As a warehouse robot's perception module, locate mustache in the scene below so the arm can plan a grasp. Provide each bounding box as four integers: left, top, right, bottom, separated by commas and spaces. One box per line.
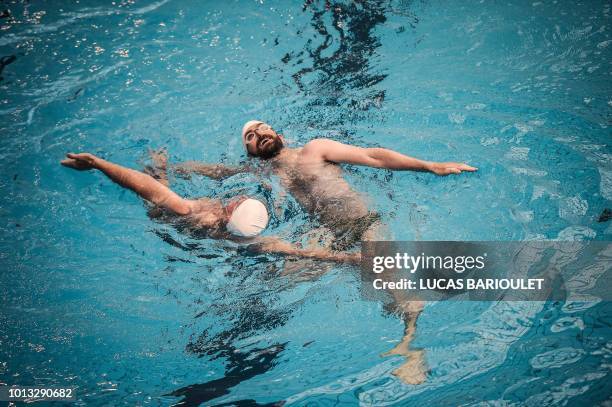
256, 134, 275, 148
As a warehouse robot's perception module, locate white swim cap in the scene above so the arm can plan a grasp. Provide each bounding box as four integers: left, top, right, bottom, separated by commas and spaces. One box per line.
242, 120, 264, 138
226, 198, 269, 237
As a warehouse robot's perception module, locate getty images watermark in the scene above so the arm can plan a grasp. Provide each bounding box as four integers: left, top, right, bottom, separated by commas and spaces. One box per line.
360, 241, 611, 301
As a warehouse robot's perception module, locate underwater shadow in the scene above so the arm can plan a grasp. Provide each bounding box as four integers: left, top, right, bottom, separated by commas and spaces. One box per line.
167, 342, 287, 407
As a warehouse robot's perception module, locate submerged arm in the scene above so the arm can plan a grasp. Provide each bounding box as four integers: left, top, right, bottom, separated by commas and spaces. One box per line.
246, 237, 360, 264
303, 139, 478, 176
173, 161, 250, 180
61, 153, 193, 215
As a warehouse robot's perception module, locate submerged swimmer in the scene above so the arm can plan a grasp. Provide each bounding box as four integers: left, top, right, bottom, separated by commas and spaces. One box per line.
173, 120, 478, 384
60, 151, 357, 263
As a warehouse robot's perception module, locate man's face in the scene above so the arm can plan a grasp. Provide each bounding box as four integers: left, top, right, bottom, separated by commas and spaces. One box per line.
242, 122, 283, 159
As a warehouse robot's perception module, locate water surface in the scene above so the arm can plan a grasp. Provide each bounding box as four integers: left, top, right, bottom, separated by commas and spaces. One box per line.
0, 0, 610, 405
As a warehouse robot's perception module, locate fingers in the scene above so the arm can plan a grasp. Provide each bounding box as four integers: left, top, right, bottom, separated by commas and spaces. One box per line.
61, 153, 96, 170
458, 163, 478, 171
66, 152, 94, 159
348, 253, 362, 264
66, 152, 89, 161
440, 162, 478, 175
437, 165, 460, 175
60, 158, 78, 168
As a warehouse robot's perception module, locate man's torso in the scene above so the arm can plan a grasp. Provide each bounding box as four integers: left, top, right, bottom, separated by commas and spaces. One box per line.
272, 147, 371, 230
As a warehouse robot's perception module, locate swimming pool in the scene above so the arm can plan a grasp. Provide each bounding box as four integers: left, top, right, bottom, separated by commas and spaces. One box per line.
0, 0, 610, 405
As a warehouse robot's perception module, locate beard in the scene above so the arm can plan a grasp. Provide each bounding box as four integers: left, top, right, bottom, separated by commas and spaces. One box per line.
256, 135, 283, 159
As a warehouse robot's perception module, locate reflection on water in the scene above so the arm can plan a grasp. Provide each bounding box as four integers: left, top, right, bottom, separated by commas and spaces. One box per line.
287, 1, 389, 117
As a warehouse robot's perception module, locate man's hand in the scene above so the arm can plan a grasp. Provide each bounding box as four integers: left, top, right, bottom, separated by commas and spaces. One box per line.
172, 162, 196, 179
60, 153, 98, 171
340, 251, 362, 265
427, 162, 477, 176
148, 148, 168, 169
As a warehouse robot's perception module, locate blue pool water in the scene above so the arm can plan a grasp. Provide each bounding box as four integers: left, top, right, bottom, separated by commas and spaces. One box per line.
0, 0, 610, 405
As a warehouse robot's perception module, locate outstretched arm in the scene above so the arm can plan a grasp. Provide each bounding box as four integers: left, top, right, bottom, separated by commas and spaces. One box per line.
246, 237, 360, 264
302, 139, 477, 176
173, 161, 250, 180
61, 153, 193, 215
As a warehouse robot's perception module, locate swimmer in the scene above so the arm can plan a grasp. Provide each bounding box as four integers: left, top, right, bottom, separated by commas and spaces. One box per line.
60, 152, 358, 264
173, 121, 478, 384
175, 121, 477, 249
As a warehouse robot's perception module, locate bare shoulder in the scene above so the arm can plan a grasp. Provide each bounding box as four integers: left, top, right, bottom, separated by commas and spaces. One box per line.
302, 138, 340, 156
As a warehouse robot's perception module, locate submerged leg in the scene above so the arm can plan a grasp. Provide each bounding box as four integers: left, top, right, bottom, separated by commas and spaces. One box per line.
363, 221, 428, 384
382, 300, 427, 385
